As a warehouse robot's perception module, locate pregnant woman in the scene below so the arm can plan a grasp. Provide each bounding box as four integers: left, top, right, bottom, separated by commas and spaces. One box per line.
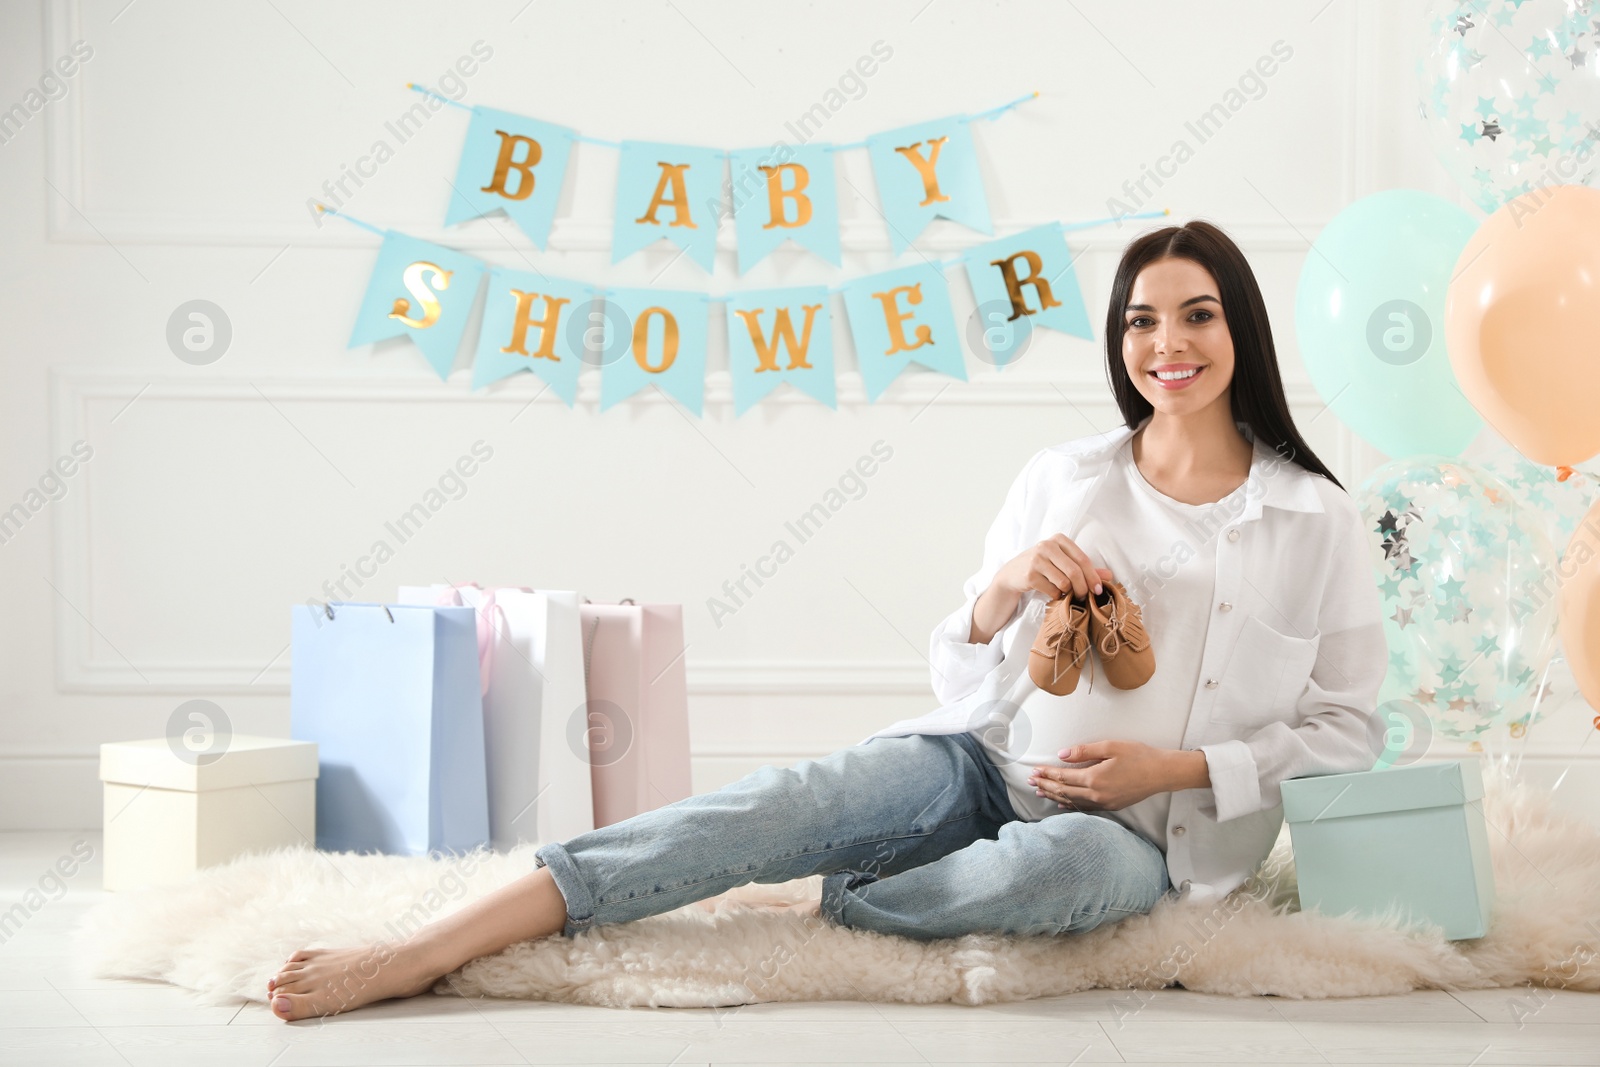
266, 219, 1387, 1022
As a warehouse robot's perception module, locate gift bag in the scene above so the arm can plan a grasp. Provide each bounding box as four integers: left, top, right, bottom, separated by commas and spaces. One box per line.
397, 583, 594, 849
579, 599, 693, 828
289, 602, 489, 856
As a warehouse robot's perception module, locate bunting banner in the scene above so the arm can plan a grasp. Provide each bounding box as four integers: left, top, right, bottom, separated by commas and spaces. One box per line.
612, 142, 726, 272
347, 230, 486, 380
327, 208, 1160, 415
839, 262, 966, 403
729, 144, 841, 273
724, 286, 836, 415
961, 223, 1094, 368
443, 107, 575, 249
472, 269, 594, 402
866, 116, 993, 254
412, 84, 1037, 274
323, 85, 1170, 418
598, 288, 711, 415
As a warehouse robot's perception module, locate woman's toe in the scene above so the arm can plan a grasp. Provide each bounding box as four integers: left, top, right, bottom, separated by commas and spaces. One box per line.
273, 973, 312, 996
272, 991, 326, 1021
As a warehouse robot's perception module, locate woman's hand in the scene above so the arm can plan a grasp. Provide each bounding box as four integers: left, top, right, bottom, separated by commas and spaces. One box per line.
993, 533, 1113, 603
968, 534, 1113, 645
1027, 741, 1207, 811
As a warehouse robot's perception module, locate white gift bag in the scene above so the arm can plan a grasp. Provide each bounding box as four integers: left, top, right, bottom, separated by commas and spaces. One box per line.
397, 583, 594, 849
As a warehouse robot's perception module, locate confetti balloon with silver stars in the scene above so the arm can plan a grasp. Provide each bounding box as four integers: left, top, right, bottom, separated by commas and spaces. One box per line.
1358, 455, 1560, 741
1417, 0, 1600, 214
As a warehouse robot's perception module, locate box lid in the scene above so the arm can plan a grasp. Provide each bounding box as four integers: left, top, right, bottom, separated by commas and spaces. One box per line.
1280, 758, 1484, 823
99, 735, 318, 793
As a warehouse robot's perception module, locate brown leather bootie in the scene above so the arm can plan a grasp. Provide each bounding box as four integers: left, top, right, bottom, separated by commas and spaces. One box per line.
1028, 592, 1094, 695
1086, 578, 1154, 688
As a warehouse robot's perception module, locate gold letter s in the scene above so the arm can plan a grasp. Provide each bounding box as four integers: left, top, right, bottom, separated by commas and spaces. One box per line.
389, 261, 452, 329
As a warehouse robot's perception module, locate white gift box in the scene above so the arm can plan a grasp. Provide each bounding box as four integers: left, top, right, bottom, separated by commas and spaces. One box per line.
98, 735, 318, 892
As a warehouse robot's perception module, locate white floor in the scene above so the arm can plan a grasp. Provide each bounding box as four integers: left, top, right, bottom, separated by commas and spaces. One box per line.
3, 832, 1599, 1066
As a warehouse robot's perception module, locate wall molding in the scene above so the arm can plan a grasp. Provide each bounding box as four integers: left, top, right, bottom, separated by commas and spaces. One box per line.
41, 0, 1365, 253
45, 211, 1347, 255
55, 369, 1350, 695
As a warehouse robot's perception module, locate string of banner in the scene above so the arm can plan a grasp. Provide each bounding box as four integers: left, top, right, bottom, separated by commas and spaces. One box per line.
326, 83, 1169, 416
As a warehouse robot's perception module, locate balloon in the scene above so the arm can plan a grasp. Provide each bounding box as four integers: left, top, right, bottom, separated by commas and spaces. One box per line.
1558, 499, 1600, 717
1470, 443, 1600, 725
1473, 444, 1600, 564
1416, 0, 1600, 213
1358, 455, 1560, 741
1445, 184, 1600, 468
1294, 189, 1481, 458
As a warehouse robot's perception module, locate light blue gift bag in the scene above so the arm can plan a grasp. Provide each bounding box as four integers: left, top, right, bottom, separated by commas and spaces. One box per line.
290, 602, 489, 856
1280, 759, 1495, 940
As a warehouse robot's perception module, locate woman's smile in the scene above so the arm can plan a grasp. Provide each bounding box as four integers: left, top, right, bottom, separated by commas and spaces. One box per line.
1148, 363, 1207, 390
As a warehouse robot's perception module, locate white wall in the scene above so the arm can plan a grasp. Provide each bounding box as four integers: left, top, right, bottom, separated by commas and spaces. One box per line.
2, 0, 1595, 829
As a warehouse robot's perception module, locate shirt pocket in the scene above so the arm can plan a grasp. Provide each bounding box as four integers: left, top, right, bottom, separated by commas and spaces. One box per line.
1211, 614, 1321, 730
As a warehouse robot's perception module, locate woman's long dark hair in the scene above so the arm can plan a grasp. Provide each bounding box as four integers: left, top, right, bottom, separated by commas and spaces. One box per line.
1103, 219, 1345, 493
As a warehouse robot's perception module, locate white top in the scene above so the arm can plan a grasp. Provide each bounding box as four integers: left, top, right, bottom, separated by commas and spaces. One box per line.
858, 416, 1389, 907
976, 439, 1243, 852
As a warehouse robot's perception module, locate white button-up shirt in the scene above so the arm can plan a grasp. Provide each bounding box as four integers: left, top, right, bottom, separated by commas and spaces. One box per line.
858, 415, 1388, 905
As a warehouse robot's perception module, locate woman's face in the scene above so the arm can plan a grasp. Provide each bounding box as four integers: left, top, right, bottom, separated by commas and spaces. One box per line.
1121, 257, 1235, 415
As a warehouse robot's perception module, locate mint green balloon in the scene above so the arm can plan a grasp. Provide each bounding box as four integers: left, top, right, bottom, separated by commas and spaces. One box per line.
1294, 189, 1482, 458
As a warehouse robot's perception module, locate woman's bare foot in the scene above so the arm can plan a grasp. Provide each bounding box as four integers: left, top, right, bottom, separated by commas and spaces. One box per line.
261, 865, 573, 1022
266, 943, 439, 1021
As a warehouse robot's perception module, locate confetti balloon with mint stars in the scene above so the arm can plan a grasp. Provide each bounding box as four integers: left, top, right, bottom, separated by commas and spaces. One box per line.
1358, 455, 1560, 741
1474, 444, 1600, 561
1416, 0, 1600, 214
1472, 444, 1600, 727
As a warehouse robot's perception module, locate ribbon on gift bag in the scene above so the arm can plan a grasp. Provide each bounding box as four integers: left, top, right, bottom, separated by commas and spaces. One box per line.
431, 581, 504, 696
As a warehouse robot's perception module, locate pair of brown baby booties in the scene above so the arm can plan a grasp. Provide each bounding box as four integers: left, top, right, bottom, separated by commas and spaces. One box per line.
1027, 578, 1155, 695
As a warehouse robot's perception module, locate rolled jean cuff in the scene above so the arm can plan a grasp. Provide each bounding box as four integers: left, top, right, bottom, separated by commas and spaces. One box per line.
818, 868, 880, 928
533, 842, 595, 939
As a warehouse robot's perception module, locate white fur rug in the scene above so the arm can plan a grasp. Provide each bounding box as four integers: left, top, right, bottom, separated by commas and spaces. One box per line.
77, 775, 1600, 1007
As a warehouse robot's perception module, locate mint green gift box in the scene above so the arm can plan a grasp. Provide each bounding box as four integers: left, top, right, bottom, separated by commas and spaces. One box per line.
1280, 759, 1494, 941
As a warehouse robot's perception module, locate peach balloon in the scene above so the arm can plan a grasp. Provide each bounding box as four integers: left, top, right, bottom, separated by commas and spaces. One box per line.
1560, 499, 1600, 717
1445, 184, 1600, 469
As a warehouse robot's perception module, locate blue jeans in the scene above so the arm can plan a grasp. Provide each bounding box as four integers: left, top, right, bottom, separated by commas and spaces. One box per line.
532, 731, 1171, 941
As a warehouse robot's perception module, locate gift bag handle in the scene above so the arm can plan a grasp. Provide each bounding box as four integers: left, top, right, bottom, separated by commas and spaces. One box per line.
579, 598, 635, 682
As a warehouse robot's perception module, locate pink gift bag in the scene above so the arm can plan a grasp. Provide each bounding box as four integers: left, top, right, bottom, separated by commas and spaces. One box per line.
578, 599, 692, 828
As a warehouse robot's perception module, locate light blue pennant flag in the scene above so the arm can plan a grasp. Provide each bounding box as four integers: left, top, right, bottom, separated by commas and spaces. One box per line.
729, 145, 840, 274
724, 287, 835, 415
348, 231, 485, 380
444, 108, 575, 249
866, 116, 992, 253
962, 224, 1093, 367
472, 269, 594, 403
839, 263, 966, 402
612, 142, 724, 272
598, 288, 710, 414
